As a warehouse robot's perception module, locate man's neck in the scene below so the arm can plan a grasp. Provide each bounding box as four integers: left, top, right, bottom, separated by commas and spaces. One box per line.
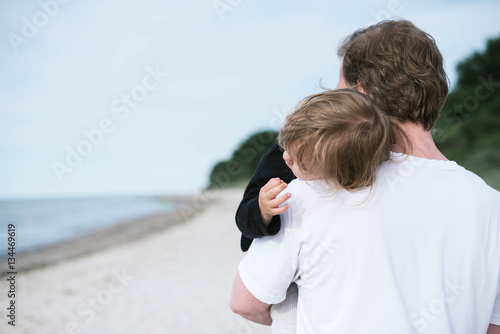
392, 122, 448, 161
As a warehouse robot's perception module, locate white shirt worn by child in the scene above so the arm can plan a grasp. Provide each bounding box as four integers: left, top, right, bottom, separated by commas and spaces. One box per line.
238, 153, 500, 334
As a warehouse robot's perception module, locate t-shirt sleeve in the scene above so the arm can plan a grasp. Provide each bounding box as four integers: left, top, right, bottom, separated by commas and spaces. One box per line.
237, 192, 302, 304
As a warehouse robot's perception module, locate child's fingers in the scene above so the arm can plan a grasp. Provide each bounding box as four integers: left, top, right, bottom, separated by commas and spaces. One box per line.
261, 178, 283, 192
267, 181, 288, 199
270, 192, 291, 208
272, 203, 290, 215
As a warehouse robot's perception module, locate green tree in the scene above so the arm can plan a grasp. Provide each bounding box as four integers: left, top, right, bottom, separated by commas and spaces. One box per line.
434, 34, 500, 189
456, 36, 500, 89
207, 130, 279, 189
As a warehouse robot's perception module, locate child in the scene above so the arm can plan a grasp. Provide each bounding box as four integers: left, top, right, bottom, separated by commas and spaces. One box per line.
278, 89, 395, 188
236, 88, 399, 332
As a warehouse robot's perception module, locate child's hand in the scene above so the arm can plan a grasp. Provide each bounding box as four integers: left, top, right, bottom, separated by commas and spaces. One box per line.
258, 178, 291, 226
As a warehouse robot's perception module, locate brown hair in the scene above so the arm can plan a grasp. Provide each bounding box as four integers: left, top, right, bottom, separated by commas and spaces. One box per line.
338, 19, 448, 130
278, 89, 399, 191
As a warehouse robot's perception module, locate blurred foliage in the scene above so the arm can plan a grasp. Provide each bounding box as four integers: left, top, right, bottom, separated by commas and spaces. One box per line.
207, 130, 279, 189
434, 34, 500, 189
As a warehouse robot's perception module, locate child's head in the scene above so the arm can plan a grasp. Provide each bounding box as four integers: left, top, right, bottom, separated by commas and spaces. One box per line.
278, 89, 396, 191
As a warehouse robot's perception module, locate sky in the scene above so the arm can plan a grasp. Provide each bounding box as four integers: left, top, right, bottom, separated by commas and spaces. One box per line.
1, 0, 500, 199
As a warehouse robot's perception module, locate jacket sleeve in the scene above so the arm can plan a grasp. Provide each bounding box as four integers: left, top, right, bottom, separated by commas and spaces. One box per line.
235, 143, 295, 252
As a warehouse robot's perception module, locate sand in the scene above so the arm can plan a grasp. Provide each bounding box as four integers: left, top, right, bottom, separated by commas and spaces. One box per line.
0, 189, 271, 334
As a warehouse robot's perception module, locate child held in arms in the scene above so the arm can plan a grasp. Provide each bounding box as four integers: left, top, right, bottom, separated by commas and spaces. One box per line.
233, 89, 403, 332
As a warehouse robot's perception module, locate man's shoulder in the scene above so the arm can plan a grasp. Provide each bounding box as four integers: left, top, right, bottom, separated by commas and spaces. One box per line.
448, 162, 499, 192
287, 178, 328, 195
458, 167, 500, 202
284, 179, 334, 209
386, 154, 499, 195
423, 161, 500, 210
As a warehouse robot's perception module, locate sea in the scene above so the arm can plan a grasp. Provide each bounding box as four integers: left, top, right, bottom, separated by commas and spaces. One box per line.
0, 196, 177, 254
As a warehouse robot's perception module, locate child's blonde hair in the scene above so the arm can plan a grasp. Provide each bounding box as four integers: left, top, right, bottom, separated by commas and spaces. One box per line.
278, 89, 399, 191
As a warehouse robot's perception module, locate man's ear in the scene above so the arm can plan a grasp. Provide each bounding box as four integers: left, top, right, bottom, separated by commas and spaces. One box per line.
356, 81, 367, 95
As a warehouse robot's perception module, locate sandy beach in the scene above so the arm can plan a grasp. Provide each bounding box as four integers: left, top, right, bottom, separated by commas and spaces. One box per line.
0, 188, 271, 334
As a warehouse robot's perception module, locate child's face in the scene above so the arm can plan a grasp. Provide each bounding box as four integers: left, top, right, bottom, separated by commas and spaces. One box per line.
283, 149, 308, 180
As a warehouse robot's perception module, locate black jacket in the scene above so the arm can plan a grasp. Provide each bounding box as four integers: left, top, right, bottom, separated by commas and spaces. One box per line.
235, 143, 296, 251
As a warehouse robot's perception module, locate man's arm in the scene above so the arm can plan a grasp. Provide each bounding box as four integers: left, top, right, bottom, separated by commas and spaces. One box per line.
487, 324, 500, 334
230, 272, 272, 326
236, 143, 295, 251
232, 189, 301, 326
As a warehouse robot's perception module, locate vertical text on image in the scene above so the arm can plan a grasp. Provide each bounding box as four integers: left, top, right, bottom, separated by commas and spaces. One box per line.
6, 223, 17, 327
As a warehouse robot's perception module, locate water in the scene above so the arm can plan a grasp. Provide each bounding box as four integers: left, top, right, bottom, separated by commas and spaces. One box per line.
0, 196, 177, 254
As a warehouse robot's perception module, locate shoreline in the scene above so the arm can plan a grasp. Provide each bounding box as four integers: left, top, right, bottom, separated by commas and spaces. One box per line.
1, 194, 205, 276
0, 188, 271, 334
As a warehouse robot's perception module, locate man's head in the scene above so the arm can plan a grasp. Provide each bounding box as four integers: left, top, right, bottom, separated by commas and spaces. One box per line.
338, 20, 449, 130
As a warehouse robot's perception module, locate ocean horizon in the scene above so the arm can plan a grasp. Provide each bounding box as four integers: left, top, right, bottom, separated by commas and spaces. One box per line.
0, 196, 177, 255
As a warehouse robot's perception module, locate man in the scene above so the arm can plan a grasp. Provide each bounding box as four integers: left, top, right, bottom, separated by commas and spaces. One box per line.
231, 20, 500, 333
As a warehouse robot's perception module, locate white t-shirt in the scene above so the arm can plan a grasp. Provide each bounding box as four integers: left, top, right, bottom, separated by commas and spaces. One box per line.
238, 153, 500, 334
